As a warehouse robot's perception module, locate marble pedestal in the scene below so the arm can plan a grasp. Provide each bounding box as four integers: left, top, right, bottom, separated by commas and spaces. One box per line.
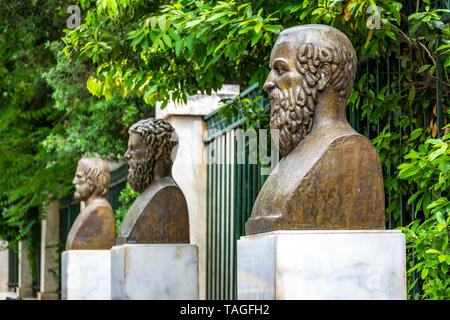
111, 244, 198, 300
62, 250, 111, 300
237, 230, 406, 300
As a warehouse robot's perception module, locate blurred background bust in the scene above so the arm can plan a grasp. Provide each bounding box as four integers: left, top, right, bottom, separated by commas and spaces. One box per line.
66, 157, 116, 250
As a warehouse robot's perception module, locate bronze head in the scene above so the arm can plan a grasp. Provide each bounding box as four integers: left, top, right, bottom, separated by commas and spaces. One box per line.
73, 157, 110, 202
264, 24, 357, 156
125, 118, 178, 193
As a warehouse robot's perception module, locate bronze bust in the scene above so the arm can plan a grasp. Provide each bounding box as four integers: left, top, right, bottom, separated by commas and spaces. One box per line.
66, 157, 116, 250
246, 24, 385, 234
116, 118, 190, 244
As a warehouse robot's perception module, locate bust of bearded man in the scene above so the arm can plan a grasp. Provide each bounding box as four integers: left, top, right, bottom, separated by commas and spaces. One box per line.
246, 25, 385, 234
66, 157, 116, 250
116, 118, 190, 245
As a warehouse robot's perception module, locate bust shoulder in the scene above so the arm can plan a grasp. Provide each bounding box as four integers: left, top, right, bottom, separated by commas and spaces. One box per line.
65, 198, 115, 250
116, 177, 190, 244
247, 124, 385, 233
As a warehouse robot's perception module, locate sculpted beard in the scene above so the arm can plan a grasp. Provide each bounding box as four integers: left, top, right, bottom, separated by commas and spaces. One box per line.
74, 182, 93, 202
127, 157, 155, 193
269, 81, 315, 156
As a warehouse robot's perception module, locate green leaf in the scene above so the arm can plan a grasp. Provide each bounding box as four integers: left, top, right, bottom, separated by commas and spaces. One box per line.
175, 39, 184, 57
385, 31, 397, 41
426, 249, 441, 254
429, 144, 447, 161
418, 64, 431, 72
158, 16, 167, 32
150, 16, 157, 29
206, 12, 229, 22
161, 33, 172, 48
438, 255, 446, 263
426, 138, 443, 145
398, 166, 421, 179
410, 128, 423, 140
263, 24, 282, 33
407, 191, 422, 205
127, 29, 143, 40
254, 21, 263, 33
214, 39, 230, 54
251, 31, 263, 46
436, 212, 446, 225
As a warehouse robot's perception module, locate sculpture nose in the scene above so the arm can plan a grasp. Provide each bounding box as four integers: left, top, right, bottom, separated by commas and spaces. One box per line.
263, 80, 275, 93
124, 149, 131, 160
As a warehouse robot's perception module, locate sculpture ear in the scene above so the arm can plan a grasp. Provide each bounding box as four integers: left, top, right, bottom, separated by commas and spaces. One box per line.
317, 63, 331, 91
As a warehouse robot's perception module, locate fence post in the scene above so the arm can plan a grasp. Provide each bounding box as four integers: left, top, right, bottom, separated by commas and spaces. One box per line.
156, 84, 239, 300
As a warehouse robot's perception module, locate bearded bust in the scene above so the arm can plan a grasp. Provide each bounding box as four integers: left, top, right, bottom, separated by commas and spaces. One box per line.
116, 118, 190, 245
66, 157, 116, 250
246, 25, 385, 234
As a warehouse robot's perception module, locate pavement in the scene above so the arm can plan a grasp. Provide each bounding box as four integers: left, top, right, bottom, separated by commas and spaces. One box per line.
0, 291, 37, 300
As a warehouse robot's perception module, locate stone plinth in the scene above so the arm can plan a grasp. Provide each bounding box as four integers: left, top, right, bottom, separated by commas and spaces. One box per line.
111, 244, 198, 300
62, 250, 111, 300
237, 230, 406, 300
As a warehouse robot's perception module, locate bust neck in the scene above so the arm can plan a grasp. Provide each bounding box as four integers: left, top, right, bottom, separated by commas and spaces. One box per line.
312, 88, 348, 130
84, 196, 108, 208
153, 158, 173, 180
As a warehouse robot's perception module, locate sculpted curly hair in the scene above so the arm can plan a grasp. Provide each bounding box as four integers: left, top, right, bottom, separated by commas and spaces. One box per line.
128, 118, 178, 162
77, 157, 110, 198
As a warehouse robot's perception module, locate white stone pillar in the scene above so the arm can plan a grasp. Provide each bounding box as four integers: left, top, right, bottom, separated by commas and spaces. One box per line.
156, 84, 239, 300
38, 201, 60, 300
0, 241, 9, 292
237, 230, 407, 300
16, 241, 33, 297
62, 250, 111, 300
111, 244, 198, 299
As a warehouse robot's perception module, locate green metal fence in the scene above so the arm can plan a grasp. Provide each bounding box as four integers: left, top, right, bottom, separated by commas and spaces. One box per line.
7, 207, 40, 294
8, 248, 18, 291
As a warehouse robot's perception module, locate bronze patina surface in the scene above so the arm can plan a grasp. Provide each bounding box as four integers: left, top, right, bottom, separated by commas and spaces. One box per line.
116, 118, 189, 244
246, 24, 385, 234
66, 157, 116, 250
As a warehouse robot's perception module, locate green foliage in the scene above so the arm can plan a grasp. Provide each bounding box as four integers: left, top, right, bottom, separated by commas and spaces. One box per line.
398, 130, 450, 300
0, 0, 73, 249
114, 183, 138, 233
0, 1, 149, 257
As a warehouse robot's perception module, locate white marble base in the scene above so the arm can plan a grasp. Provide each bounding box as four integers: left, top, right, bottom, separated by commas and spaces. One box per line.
111, 244, 199, 300
237, 230, 406, 300
62, 250, 111, 300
